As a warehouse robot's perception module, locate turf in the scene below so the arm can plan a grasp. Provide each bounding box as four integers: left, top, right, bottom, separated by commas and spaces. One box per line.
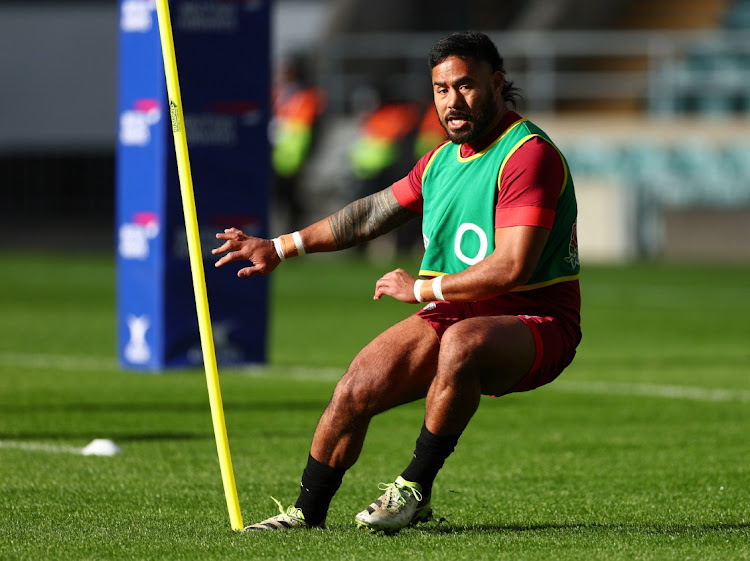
0, 252, 748, 560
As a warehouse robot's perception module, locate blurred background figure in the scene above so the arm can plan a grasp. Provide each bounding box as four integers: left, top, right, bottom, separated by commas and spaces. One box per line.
413, 104, 447, 161
349, 88, 420, 187
348, 88, 423, 254
271, 54, 326, 231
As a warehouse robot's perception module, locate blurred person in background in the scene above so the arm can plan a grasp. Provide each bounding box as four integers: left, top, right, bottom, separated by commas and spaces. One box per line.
271, 55, 326, 230
214, 31, 581, 534
349, 88, 422, 253
413, 102, 447, 159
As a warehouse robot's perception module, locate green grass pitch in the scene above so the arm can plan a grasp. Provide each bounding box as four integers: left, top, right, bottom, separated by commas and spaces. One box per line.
0, 252, 748, 560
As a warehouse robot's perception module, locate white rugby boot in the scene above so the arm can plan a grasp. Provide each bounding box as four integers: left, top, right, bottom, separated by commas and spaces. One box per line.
243, 497, 325, 531
355, 476, 432, 534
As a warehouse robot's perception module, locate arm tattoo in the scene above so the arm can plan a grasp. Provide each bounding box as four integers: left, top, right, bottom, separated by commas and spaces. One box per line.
328, 187, 418, 250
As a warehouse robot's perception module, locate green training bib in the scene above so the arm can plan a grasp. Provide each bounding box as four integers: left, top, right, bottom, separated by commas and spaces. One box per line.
419, 118, 579, 290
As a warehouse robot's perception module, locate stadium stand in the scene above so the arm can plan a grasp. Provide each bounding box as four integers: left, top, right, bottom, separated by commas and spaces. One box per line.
615, 0, 729, 30
1, 0, 747, 259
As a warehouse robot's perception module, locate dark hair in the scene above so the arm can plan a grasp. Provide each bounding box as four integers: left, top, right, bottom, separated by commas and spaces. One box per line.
428, 31, 522, 107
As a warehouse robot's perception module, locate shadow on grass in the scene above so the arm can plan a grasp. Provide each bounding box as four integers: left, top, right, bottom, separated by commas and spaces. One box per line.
416, 520, 750, 535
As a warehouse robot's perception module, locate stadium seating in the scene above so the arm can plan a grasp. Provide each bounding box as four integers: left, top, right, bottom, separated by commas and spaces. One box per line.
563, 140, 750, 207
723, 0, 750, 28
648, 0, 750, 115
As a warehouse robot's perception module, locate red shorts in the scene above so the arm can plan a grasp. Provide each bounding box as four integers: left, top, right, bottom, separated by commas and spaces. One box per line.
415, 300, 580, 395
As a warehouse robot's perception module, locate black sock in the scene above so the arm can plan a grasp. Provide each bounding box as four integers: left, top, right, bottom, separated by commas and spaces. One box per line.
400, 423, 461, 499
294, 455, 346, 526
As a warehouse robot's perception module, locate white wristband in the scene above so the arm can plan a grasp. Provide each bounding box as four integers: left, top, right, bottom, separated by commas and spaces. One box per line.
272, 237, 285, 261
413, 279, 424, 303
292, 231, 306, 256
433, 275, 445, 301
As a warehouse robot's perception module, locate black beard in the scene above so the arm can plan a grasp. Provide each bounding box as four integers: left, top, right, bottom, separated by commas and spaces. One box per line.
440, 90, 498, 145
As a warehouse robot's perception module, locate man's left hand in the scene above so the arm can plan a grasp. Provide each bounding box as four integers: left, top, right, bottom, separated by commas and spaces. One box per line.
374, 268, 419, 303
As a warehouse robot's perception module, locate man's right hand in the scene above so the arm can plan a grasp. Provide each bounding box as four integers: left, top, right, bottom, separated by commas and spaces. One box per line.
213, 227, 281, 278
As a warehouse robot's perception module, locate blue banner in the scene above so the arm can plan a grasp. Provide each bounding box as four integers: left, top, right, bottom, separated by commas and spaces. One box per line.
116, 0, 270, 370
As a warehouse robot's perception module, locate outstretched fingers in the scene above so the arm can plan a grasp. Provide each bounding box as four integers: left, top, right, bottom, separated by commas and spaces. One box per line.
213, 228, 248, 266
212, 227, 279, 277
236, 265, 261, 278
212, 244, 241, 268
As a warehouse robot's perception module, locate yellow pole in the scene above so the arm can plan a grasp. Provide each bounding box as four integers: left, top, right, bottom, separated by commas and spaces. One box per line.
154, 0, 243, 531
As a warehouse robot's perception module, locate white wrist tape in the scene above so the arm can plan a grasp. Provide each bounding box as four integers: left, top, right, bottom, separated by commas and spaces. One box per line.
272, 237, 285, 261
292, 231, 306, 256
433, 275, 445, 301
413, 279, 424, 303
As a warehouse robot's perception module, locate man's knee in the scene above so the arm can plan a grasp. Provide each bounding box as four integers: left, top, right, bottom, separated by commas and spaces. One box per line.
439, 321, 488, 371
328, 365, 379, 420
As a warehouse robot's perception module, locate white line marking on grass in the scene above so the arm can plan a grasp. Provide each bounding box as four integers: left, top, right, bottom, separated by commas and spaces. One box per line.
550, 380, 750, 403
241, 366, 750, 403
0, 441, 82, 454
3, 352, 747, 404
0, 352, 116, 371
239, 365, 342, 381
580, 348, 750, 361
0, 439, 122, 456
